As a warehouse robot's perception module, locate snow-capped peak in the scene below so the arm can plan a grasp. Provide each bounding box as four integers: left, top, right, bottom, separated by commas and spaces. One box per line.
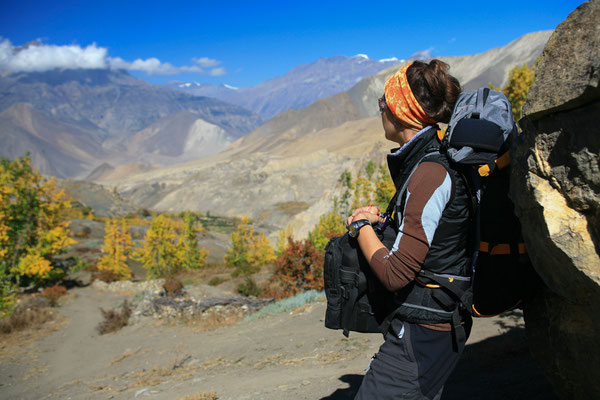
379, 57, 400, 63
353, 54, 370, 60
223, 84, 238, 90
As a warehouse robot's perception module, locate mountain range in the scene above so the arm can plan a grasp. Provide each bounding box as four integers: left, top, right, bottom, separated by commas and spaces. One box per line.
0, 68, 263, 177
165, 55, 402, 120
100, 30, 552, 239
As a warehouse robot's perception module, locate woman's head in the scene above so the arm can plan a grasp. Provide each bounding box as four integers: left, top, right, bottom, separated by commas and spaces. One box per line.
383, 60, 461, 130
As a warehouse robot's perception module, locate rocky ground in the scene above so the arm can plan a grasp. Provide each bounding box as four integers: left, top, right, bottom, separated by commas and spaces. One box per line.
0, 279, 556, 400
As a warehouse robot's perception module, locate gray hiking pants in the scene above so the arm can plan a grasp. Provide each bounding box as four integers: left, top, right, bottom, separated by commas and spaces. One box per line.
354, 319, 469, 400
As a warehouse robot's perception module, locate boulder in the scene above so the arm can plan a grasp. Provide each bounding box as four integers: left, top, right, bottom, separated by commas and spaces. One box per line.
510, 1, 600, 398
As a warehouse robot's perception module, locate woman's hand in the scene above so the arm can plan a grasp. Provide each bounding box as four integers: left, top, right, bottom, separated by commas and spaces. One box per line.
346, 205, 385, 228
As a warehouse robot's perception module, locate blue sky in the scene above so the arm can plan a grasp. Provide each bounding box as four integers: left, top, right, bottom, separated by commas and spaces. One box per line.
0, 0, 583, 87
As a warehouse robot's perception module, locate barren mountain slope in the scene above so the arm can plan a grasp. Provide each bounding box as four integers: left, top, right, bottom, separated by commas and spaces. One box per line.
0, 104, 107, 178
122, 110, 235, 163
105, 117, 389, 239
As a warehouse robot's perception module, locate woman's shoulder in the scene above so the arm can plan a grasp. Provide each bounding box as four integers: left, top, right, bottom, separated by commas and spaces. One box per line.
408, 161, 450, 191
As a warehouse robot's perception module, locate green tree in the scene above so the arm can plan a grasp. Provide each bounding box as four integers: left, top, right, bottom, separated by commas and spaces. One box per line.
337, 169, 353, 219
180, 211, 209, 270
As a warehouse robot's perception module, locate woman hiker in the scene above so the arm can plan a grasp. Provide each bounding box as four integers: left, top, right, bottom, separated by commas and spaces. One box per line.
346, 59, 472, 400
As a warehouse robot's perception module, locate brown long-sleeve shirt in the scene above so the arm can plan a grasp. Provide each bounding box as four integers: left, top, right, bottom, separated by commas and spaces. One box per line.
371, 161, 453, 331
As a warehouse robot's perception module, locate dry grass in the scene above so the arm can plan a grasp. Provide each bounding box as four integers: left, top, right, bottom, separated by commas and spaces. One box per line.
96, 300, 132, 334
0, 304, 55, 335
110, 348, 140, 365
177, 265, 232, 286
176, 392, 219, 400
0, 313, 68, 360
183, 311, 242, 332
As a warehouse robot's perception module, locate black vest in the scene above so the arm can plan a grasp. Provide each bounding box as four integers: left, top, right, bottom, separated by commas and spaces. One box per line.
386, 126, 473, 324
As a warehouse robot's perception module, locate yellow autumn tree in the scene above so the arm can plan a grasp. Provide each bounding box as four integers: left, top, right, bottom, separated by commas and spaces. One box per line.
0, 155, 76, 315
134, 214, 182, 279
247, 233, 275, 268
276, 225, 294, 256
97, 218, 133, 280
308, 210, 346, 251
224, 216, 275, 276
503, 63, 535, 122
0, 155, 75, 286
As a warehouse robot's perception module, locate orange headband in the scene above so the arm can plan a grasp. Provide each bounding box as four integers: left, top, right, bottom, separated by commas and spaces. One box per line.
384, 63, 436, 130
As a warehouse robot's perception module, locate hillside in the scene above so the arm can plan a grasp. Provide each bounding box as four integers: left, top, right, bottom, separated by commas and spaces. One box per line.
107, 31, 552, 239
0, 69, 263, 177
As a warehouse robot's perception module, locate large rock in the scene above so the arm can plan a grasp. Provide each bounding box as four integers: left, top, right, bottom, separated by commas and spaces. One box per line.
510, 1, 600, 398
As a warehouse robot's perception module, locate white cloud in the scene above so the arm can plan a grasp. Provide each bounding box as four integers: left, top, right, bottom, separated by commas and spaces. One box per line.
0, 38, 226, 76
209, 67, 226, 76
0, 39, 107, 71
194, 57, 220, 68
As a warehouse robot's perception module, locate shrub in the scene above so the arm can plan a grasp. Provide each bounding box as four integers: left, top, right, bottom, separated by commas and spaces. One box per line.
208, 277, 226, 286
270, 238, 324, 298
0, 299, 54, 334
41, 284, 67, 307
237, 277, 261, 297
163, 277, 184, 296
93, 269, 121, 283
96, 300, 132, 334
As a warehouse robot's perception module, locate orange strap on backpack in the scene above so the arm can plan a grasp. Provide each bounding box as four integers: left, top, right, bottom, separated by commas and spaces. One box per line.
479, 241, 527, 255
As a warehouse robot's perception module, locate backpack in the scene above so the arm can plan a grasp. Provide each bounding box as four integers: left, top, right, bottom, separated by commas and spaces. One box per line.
323, 224, 397, 337
438, 87, 539, 318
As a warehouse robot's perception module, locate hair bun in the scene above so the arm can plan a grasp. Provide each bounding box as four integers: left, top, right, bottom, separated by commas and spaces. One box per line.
407, 60, 461, 123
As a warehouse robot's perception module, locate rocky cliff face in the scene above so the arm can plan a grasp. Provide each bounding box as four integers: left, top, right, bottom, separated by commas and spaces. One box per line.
510, 1, 600, 398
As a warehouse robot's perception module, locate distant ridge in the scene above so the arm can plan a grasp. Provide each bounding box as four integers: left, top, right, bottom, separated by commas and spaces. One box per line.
0, 68, 263, 177
166, 55, 401, 119
222, 30, 553, 158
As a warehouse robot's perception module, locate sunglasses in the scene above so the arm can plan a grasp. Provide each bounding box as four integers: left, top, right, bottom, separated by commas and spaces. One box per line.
378, 96, 387, 113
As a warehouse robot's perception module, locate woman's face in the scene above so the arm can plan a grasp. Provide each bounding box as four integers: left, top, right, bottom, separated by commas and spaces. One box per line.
381, 107, 417, 146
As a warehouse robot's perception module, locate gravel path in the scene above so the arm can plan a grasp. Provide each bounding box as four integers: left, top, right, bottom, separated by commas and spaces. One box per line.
0, 284, 555, 400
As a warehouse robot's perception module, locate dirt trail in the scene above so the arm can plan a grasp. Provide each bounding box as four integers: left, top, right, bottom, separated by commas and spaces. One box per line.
0, 285, 555, 400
